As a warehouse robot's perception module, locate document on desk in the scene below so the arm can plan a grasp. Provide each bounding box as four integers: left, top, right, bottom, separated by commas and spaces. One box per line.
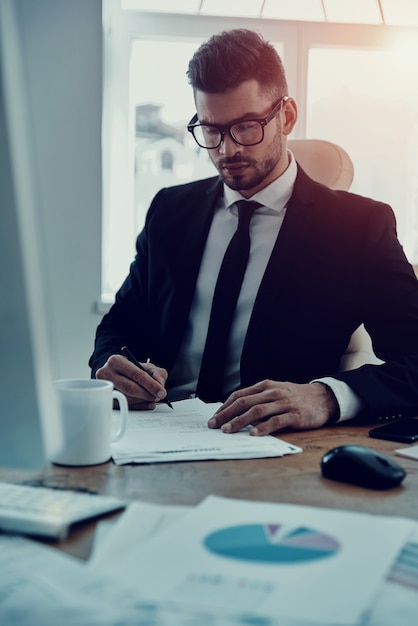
1, 505, 417, 626
0, 534, 288, 626
0, 535, 140, 625
111, 397, 302, 464
99, 495, 416, 625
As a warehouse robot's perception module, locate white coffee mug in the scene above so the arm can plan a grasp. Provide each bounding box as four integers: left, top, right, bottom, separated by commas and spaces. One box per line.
51, 379, 128, 466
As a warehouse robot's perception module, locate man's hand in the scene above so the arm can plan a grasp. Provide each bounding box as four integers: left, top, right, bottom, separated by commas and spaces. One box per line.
208, 380, 339, 436
96, 355, 169, 410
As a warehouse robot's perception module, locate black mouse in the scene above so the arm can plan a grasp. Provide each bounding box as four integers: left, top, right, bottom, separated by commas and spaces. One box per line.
321, 445, 406, 490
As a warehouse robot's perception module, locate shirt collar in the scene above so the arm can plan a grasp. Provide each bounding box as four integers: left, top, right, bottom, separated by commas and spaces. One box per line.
223, 150, 297, 213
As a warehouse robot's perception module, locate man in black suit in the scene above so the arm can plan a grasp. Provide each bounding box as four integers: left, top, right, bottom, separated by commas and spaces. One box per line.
90, 29, 418, 436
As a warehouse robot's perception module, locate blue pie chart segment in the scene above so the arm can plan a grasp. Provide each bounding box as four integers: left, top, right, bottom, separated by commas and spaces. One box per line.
204, 524, 340, 564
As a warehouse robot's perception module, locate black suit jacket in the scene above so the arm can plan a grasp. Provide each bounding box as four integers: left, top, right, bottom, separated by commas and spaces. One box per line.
90, 167, 418, 420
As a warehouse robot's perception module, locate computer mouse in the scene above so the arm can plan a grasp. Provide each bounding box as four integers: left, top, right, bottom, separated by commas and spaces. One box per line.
321, 444, 406, 490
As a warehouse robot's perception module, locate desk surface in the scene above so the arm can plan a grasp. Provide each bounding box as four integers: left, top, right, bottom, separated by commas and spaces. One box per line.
1, 423, 417, 560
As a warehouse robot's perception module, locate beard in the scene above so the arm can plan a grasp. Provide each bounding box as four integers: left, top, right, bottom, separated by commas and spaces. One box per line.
214, 132, 283, 192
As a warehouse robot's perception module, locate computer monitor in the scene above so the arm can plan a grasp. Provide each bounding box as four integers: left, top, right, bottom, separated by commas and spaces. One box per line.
0, 0, 62, 469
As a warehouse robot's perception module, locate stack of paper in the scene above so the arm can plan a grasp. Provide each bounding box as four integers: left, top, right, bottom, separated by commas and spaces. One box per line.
111, 398, 302, 464
1, 497, 417, 625
89, 496, 418, 626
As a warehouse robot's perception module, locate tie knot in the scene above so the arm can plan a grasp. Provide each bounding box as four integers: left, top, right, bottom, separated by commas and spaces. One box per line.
235, 200, 261, 227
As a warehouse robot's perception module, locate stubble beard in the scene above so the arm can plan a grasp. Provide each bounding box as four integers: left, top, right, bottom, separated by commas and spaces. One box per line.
215, 133, 283, 192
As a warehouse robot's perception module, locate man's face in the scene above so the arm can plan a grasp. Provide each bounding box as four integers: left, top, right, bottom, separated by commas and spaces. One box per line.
194, 80, 295, 198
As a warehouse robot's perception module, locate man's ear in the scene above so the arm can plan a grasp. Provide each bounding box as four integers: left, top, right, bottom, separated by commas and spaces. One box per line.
281, 97, 298, 136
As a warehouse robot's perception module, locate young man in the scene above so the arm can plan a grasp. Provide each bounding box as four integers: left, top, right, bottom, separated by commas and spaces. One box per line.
90, 29, 418, 436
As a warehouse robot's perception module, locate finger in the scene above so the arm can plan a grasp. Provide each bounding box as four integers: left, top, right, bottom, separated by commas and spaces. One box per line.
207, 392, 249, 429
125, 395, 157, 411
120, 358, 168, 390
249, 412, 295, 436
127, 364, 169, 402
111, 389, 157, 411
216, 380, 288, 417
97, 355, 166, 402
219, 400, 289, 434
143, 363, 168, 387
120, 366, 166, 401
208, 384, 280, 430
216, 382, 267, 413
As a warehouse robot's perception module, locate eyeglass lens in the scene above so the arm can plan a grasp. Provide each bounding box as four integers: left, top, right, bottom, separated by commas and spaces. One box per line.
193, 120, 264, 148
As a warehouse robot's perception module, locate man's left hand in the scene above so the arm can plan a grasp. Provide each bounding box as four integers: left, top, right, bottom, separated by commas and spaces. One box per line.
208, 380, 339, 436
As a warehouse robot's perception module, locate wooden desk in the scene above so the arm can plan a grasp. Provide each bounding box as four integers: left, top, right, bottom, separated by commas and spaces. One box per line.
1, 423, 417, 560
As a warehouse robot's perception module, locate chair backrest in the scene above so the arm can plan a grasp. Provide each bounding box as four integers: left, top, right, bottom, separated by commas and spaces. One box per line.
339, 325, 383, 371
288, 138, 354, 191
288, 139, 382, 371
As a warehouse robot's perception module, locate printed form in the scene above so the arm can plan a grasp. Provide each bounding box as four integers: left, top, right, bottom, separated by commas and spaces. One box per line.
111, 397, 302, 464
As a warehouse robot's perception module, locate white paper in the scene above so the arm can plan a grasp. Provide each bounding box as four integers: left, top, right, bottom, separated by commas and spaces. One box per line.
395, 444, 418, 460
90, 500, 418, 625
386, 538, 418, 591
111, 397, 302, 464
365, 529, 418, 625
89, 501, 191, 570
102, 495, 415, 625
91, 499, 418, 594
1, 506, 417, 626
0, 535, 139, 625
0, 534, 320, 625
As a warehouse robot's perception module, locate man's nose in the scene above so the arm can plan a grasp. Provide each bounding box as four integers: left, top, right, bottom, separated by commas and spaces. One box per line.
218, 132, 242, 156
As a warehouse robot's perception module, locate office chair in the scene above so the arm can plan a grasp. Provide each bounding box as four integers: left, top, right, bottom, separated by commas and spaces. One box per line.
288, 138, 354, 191
288, 138, 382, 369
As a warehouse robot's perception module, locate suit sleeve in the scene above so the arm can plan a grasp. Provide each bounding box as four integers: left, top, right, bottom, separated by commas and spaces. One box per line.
88, 190, 165, 376
334, 202, 418, 419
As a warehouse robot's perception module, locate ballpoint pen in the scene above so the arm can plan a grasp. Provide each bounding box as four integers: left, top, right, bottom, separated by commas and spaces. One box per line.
120, 346, 174, 409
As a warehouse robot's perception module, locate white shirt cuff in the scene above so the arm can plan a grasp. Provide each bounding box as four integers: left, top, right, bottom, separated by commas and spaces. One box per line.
311, 377, 364, 422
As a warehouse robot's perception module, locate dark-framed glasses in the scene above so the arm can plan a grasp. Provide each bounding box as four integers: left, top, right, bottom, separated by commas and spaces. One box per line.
187, 96, 289, 149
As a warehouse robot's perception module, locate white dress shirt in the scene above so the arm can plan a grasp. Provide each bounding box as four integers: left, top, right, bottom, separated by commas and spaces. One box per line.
169, 153, 363, 421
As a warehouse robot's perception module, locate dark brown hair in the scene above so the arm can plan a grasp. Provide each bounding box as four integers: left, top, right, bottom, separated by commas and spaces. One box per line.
187, 29, 288, 100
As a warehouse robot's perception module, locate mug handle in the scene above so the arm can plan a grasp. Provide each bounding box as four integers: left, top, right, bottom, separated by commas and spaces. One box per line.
112, 390, 128, 442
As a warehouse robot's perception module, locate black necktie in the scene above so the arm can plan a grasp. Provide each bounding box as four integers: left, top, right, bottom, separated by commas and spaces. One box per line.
196, 200, 260, 402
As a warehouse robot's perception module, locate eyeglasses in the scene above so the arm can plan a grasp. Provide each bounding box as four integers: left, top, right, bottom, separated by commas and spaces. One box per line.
187, 96, 288, 150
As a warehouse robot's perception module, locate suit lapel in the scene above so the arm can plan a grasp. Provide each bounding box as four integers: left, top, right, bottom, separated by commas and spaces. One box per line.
172, 177, 223, 295
160, 177, 223, 365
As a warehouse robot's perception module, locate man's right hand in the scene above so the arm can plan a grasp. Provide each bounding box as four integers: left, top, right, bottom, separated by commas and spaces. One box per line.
96, 355, 169, 410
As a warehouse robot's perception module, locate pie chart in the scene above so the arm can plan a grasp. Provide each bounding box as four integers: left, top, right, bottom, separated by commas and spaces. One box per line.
204, 523, 340, 564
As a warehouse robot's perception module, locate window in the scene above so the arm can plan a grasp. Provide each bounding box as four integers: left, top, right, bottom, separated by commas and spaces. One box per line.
131, 39, 215, 239
307, 46, 418, 261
